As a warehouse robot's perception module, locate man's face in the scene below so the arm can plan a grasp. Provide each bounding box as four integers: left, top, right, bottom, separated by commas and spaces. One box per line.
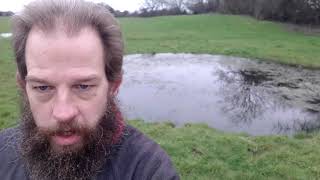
24, 26, 110, 153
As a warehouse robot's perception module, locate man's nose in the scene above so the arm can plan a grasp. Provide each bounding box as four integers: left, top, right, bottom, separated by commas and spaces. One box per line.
52, 90, 78, 123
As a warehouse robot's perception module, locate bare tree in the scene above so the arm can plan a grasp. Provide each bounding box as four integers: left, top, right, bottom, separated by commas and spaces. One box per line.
143, 0, 166, 11
143, 0, 192, 12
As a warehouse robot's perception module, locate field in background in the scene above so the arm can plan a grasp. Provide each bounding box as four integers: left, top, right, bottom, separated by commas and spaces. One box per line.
0, 16, 17, 128
1, 15, 320, 67
0, 16, 10, 33
1, 15, 320, 179
121, 14, 320, 68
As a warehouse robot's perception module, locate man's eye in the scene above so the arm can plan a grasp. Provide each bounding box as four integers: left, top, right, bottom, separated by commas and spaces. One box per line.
75, 84, 91, 91
34, 86, 50, 91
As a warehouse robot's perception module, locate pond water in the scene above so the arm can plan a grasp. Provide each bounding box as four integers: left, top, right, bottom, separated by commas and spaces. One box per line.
0, 33, 12, 38
118, 54, 320, 135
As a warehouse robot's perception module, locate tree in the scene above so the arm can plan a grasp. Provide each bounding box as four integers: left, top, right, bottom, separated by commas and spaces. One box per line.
143, 0, 191, 12
0, 11, 14, 16
143, 0, 166, 11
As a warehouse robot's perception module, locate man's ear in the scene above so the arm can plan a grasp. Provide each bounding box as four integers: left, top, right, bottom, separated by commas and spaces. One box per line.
110, 75, 122, 96
16, 71, 26, 91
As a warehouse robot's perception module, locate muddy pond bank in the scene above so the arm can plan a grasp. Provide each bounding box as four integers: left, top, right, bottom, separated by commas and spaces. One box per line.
119, 54, 319, 135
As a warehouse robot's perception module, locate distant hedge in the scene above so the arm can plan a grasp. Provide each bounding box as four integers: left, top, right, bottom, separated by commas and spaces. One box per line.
190, 0, 320, 25
0, 11, 14, 16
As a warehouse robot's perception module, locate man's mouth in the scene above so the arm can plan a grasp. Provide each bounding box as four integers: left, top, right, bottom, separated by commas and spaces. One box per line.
52, 131, 81, 146
60, 131, 74, 136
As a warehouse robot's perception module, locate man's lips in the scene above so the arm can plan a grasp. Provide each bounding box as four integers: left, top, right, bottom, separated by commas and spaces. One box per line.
52, 132, 81, 146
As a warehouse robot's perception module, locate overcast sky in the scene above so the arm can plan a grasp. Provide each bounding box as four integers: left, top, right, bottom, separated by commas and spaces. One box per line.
0, 0, 144, 12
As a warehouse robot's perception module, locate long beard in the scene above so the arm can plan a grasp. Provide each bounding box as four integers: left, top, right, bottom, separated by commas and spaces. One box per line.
19, 96, 124, 180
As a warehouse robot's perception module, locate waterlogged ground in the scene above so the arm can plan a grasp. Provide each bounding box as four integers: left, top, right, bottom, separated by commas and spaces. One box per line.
118, 54, 320, 135
0, 33, 12, 38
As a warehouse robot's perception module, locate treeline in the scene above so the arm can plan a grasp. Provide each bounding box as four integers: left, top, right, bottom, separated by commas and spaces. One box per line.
140, 0, 320, 25
96, 2, 187, 17
3, 1, 316, 25
190, 0, 320, 25
0, 11, 14, 16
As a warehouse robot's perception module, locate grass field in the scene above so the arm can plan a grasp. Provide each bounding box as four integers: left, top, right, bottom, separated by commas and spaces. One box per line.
1, 15, 320, 67
130, 120, 320, 179
1, 14, 320, 179
120, 14, 320, 68
0, 16, 17, 128
0, 16, 10, 33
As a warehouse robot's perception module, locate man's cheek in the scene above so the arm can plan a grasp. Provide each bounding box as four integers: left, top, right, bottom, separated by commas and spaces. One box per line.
81, 114, 100, 130
80, 103, 105, 128
31, 108, 56, 129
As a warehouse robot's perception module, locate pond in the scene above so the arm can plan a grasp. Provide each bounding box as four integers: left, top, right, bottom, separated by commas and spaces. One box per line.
118, 54, 320, 135
0, 33, 12, 38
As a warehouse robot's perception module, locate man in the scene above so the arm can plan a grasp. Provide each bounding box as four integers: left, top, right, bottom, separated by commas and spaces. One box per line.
0, 0, 179, 179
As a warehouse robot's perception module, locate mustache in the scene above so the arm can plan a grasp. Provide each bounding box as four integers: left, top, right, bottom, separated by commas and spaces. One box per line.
37, 121, 91, 137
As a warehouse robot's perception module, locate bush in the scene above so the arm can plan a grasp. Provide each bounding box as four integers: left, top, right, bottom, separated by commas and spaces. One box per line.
253, 0, 286, 20
200, 0, 320, 25
220, 0, 256, 14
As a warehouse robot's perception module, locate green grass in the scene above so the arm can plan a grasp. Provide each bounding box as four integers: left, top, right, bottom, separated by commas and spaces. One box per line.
120, 14, 320, 68
130, 120, 320, 179
0, 38, 17, 128
0, 17, 17, 128
1, 15, 320, 67
1, 14, 320, 179
0, 16, 10, 33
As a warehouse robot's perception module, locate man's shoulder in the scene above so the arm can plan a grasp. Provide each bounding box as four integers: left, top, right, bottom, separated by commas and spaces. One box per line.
0, 126, 22, 163
0, 127, 21, 154
106, 125, 180, 180
0, 127, 27, 180
121, 125, 169, 161
124, 125, 163, 152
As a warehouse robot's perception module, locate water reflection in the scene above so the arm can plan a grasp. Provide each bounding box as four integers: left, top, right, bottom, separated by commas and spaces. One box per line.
217, 69, 274, 124
0, 33, 12, 38
118, 54, 320, 135
274, 114, 320, 134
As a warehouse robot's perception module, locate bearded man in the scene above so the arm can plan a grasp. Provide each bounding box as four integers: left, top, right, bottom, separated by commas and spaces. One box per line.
0, 0, 179, 179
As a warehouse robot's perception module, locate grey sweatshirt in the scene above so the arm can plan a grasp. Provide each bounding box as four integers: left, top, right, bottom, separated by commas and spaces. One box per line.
0, 125, 180, 180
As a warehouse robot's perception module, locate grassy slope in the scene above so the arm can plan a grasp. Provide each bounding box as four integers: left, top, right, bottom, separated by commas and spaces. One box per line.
0, 16, 18, 128
0, 43, 17, 128
130, 120, 320, 179
1, 15, 320, 179
120, 14, 320, 68
0, 16, 10, 32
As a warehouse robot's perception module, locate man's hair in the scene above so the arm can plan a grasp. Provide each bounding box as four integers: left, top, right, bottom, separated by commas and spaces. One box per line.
12, 0, 124, 82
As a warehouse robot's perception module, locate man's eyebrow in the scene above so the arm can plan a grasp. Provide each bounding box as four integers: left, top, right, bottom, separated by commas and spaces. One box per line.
25, 75, 101, 83
73, 75, 101, 83
25, 76, 49, 83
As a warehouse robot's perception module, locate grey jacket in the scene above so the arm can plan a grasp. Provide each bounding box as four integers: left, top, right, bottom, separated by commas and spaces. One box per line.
0, 125, 180, 180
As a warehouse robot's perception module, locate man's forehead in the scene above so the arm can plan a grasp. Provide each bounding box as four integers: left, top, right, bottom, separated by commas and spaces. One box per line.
25, 25, 105, 79
25, 25, 104, 61
28, 23, 97, 40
